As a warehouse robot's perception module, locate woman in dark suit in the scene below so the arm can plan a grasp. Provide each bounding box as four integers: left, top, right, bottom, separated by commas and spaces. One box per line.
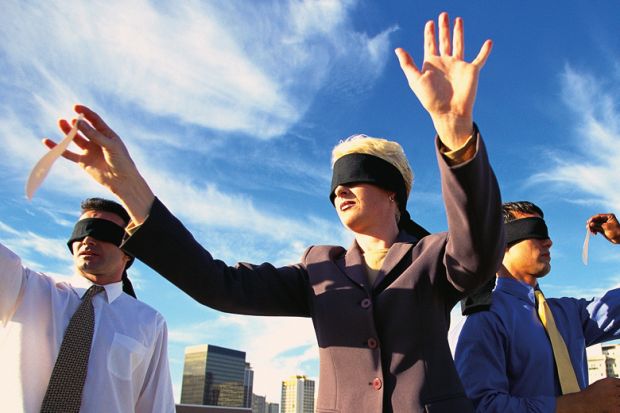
48, 12, 504, 413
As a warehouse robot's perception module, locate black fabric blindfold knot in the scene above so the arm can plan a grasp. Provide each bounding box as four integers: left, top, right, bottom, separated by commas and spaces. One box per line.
330, 153, 408, 212
67, 218, 137, 298
505, 217, 549, 245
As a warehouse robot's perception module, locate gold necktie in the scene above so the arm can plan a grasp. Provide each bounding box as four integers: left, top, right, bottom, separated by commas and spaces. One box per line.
534, 290, 580, 394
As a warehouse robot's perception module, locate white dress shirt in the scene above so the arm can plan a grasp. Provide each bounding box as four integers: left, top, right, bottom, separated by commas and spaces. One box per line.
0, 241, 175, 413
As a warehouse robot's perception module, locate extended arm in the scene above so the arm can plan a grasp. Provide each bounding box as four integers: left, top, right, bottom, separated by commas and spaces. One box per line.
436, 131, 504, 295
45, 108, 311, 316
121, 198, 311, 316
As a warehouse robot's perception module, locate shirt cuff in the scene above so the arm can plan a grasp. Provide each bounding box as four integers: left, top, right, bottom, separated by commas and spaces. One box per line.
439, 133, 477, 166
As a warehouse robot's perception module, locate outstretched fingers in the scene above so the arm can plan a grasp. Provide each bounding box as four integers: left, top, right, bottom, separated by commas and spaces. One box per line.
438, 12, 451, 56
452, 17, 464, 60
424, 20, 437, 60
75, 105, 119, 139
471, 39, 493, 68
395, 47, 421, 84
42, 138, 81, 163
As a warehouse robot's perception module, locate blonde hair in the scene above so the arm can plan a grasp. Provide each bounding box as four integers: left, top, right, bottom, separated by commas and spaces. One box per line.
331, 134, 413, 196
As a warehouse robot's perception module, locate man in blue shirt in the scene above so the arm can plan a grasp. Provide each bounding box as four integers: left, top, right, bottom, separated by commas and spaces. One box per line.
455, 201, 620, 413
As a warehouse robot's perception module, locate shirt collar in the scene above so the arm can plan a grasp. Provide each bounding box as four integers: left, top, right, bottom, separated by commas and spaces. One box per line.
495, 276, 537, 305
69, 275, 124, 303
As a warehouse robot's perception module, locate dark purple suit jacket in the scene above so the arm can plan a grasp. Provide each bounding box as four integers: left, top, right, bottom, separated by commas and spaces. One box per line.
122, 134, 504, 413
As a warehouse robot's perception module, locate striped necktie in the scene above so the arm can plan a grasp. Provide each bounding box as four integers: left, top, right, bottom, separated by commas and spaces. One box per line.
534, 289, 581, 394
40, 285, 104, 413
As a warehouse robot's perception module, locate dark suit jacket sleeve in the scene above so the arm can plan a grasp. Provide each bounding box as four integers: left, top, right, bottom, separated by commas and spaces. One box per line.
121, 199, 312, 317
436, 129, 505, 296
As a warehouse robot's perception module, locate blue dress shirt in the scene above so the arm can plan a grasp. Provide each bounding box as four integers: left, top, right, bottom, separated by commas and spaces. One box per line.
454, 277, 620, 413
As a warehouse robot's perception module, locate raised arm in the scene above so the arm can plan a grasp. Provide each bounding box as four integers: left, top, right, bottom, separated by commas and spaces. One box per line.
395, 12, 492, 150
44, 105, 154, 225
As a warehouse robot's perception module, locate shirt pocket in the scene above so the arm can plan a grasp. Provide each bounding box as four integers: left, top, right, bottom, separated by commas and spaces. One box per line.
107, 332, 147, 380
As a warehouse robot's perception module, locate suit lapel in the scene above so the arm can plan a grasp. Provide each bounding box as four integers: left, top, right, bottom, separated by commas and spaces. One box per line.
373, 231, 418, 288
336, 240, 368, 290
336, 231, 420, 291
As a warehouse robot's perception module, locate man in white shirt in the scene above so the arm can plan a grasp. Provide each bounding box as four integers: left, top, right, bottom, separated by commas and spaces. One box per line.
0, 198, 175, 413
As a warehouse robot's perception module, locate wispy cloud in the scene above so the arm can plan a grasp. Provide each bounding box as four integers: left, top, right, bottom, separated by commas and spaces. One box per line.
528, 64, 620, 210
0, 219, 69, 263
1, 0, 394, 139
0, 0, 385, 265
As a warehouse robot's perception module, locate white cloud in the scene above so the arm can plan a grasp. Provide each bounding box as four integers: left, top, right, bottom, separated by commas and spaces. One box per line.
528, 65, 620, 210
169, 313, 317, 402
0, 0, 385, 265
1, 0, 393, 140
0, 220, 69, 263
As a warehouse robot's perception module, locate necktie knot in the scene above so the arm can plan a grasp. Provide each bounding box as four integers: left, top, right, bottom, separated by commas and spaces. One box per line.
83, 284, 104, 301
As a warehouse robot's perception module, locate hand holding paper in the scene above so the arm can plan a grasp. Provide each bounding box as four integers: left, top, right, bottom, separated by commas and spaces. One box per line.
583, 213, 620, 265
42, 105, 155, 224
587, 213, 620, 245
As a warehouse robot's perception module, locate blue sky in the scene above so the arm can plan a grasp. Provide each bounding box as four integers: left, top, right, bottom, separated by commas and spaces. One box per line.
2, 0, 620, 404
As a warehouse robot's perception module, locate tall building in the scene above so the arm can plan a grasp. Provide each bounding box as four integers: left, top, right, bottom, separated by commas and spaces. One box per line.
252, 394, 266, 413
587, 343, 620, 382
266, 402, 279, 413
244, 362, 254, 408
280, 375, 315, 413
181, 344, 247, 407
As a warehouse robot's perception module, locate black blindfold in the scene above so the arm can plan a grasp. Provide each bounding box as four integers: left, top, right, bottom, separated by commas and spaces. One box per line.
330, 153, 408, 212
67, 218, 125, 251
505, 217, 549, 245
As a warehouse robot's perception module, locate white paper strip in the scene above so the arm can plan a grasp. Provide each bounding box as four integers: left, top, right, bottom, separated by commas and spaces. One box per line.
582, 228, 590, 265
25, 114, 84, 200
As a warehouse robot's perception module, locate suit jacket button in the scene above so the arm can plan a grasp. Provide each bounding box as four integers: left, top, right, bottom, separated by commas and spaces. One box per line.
367, 337, 378, 349
360, 298, 371, 309
372, 377, 382, 390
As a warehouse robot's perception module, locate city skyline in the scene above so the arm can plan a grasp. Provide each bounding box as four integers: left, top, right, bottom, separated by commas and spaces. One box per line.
2, 0, 620, 402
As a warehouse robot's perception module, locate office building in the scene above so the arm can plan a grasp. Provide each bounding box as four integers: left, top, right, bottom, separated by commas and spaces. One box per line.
181, 344, 247, 407
252, 394, 266, 413
266, 402, 279, 413
244, 362, 254, 408
587, 343, 620, 383
280, 375, 315, 413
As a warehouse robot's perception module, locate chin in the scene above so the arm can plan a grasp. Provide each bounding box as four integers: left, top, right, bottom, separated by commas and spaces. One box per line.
537, 267, 551, 278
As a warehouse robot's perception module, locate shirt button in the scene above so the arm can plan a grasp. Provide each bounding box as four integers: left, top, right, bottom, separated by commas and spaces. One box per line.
367, 338, 378, 349
372, 377, 382, 390
360, 298, 372, 309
